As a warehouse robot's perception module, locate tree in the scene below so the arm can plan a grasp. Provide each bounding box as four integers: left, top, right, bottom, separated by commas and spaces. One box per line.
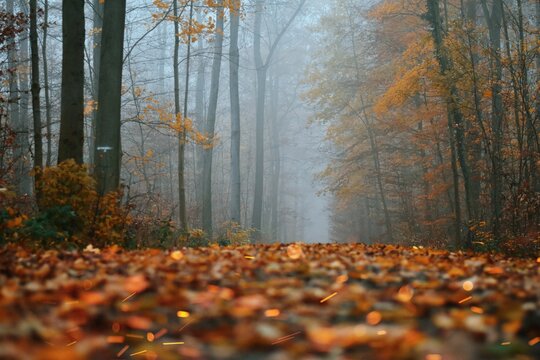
229, 0, 241, 225
94, 0, 127, 194
58, 0, 85, 164
42, 0, 52, 166
480, 0, 504, 243
251, 0, 306, 239
89, 0, 104, 166
176, 0, 195, 234
426, 0, 476, 248
29, 0, 42, 178
6, 0, 31, 196
201, 0, 224, 235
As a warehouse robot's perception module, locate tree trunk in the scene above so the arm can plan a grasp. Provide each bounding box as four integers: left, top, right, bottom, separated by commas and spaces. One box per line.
427, 0, 480, 247
229, 0, 241, 225
58, 0, 85, 164
29, 0, 42, 180
89, 0, 104, 167
43, 0, 52, 166
7, 0, 31, 196
177, 0, 195, 234
535, 0, 540, 193
194, 38, 205, 226
515, 0, 538, 191
16, 1, 32, 195
251, 0, 306, 240
94, 0, 126, 195
360, 97, 393, 243
269, 71, 280, 241
480, 0, 504, 242
192, 4, 206, 225
202, 0, 224, 235
251, 0, 266, 239
463, 0, 482, 225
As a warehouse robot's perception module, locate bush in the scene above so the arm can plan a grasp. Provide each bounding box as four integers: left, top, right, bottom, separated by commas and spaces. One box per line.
20, 160, 131, 248
183, 228, 209, 248
20, 205, 79, 246
216, 222, 252, 246
127, 217, 178, 249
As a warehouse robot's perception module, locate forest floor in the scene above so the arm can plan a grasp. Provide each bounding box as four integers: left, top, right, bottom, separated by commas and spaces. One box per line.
0, 243, 539, 360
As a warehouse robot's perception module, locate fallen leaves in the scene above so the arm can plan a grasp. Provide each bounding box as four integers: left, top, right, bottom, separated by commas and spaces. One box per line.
0, 243, 539, 359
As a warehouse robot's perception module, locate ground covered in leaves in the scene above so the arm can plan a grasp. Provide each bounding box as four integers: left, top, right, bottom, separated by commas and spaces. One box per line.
0, 243, 539, 360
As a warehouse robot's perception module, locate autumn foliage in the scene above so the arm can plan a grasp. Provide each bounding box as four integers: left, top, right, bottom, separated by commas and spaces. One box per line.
0, 243, 539, 359
2, 160, 130, 248
304, 0, 540, 251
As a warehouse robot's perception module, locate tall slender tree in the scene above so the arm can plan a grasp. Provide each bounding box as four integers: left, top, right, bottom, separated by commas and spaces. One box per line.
229, 0, 241, 225
42, 0, 52, 166
480, 0, 504, 243
202, 0, 224, 235
58, 0, 85, 164
89, 0, 104, 166
176, 0, 195, 234
251, 0, 306, 239
16, 0, 32, 195
194, 19, 206, 224
7, 0, 31, 196
29, 0, 42, 178
426, 0, 478, 248
94, 0, 127, 194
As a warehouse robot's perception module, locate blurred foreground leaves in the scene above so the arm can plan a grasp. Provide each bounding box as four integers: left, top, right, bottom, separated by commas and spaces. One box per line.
0, 243, 539, 359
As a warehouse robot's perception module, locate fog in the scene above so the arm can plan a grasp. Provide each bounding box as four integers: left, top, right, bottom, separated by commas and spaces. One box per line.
7, 0, 536, 246
32, 0, 333, 243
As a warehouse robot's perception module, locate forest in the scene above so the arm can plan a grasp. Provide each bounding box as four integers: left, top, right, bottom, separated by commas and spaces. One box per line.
0, 0, 539, 359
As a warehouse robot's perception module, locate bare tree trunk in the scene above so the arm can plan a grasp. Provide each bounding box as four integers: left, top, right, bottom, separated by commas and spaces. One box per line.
30, 0, 43, 168
177, 0, 194, 234
89, 0, 104, 167
193, 4, 206, 225
515, 0, 538, 190
480, 0, 504, 243
463, 0, 482, 226
229, 0, 241, 225
448, 113, 463, 247
251, 0, 266, 238
29, 0, 42, 182
269, 72, 280, 241
58, 0, 85, 164
173, 0, 182, 229
7, 0, 31, 196
202, 0, 224, 235
42, 0, 52, 166
158, 20, 167, 96
16, 1, 32, 195
535, 0, 540, 193
94, 0, 126, 194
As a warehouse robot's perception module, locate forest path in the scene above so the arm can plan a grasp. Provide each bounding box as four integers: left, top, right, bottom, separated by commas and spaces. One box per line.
0, 243, 539, 359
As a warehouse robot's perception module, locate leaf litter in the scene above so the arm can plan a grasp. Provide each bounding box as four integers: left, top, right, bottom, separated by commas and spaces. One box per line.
0, 243, 539, 359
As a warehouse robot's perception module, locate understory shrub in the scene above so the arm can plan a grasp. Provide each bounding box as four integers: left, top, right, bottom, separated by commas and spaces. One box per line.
216, 222, 252, 246
10, 160, 131, 248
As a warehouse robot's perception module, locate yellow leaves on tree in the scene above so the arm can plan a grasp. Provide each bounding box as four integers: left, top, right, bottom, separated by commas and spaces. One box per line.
152, 0, 223, 44
374, 38, 435, 117
144, 101, 213, 148
152, 0, 169, 10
